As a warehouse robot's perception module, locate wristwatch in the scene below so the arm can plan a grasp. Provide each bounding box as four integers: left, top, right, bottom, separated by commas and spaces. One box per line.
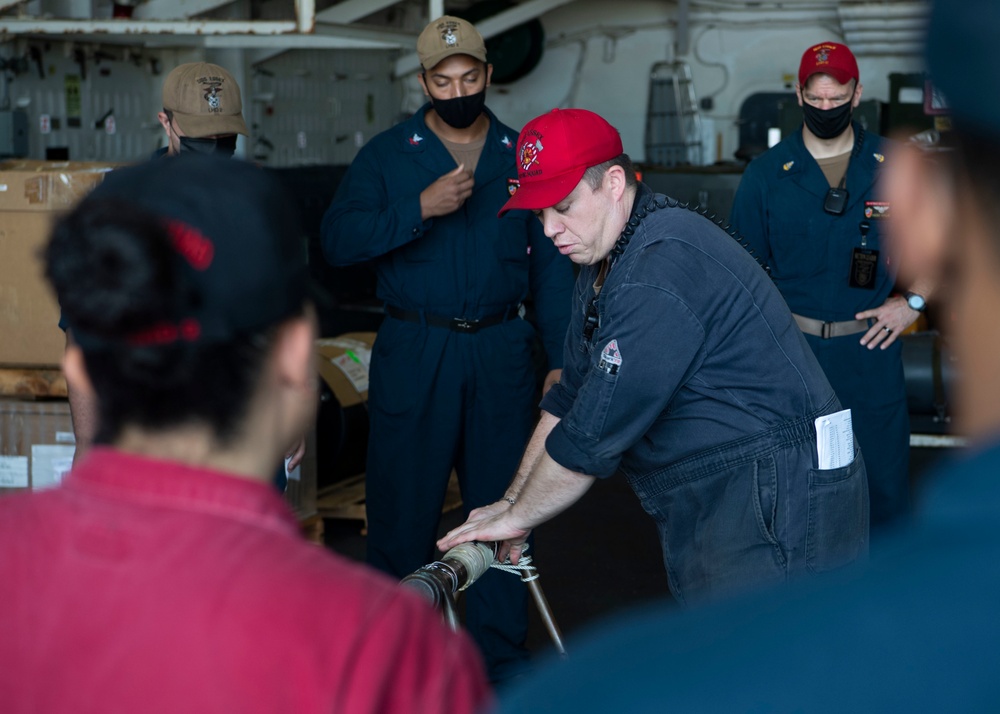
905, 291, 927, 312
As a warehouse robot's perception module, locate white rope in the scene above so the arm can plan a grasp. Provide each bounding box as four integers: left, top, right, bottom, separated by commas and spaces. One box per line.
490, 552, 540, 583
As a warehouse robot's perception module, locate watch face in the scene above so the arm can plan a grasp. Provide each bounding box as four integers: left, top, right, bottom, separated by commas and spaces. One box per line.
908, 294, 926, 311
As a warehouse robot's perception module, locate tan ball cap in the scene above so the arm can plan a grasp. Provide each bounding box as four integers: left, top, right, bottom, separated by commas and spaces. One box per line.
162, 62, 249, 138
417, 16, 488, 71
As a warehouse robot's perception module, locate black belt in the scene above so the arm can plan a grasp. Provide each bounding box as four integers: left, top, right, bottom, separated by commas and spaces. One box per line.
385, 304, 520, 333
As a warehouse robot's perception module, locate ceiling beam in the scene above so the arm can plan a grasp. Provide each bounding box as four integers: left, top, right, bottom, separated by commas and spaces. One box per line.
133, 0, 235, 20
0, 19, 297, 35
312, 21, 415, 48
315, 0, 401, 25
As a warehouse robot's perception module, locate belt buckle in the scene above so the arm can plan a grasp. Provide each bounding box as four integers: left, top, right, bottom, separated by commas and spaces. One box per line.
821, 321, 834, 339
452, 318, 479, 333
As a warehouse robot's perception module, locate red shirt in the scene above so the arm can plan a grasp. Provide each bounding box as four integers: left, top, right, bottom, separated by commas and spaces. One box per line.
0, 448, 491, 714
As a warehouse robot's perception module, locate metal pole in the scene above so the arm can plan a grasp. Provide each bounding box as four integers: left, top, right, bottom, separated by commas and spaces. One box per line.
525, 577, 566, 657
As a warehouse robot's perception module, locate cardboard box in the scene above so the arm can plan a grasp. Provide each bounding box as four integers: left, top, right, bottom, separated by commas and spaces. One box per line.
286, 332, 376, 521
0, 398, 75, 495
0, 160, 119, 367
0, 160, 115, 212
315, 332, 376, 408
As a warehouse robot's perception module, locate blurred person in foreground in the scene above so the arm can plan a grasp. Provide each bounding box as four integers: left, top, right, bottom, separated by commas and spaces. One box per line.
491, 3, 1000, 711
0, 156, 490, 714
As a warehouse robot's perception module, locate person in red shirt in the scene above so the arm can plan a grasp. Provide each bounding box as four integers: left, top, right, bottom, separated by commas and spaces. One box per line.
0, 155, 491, 714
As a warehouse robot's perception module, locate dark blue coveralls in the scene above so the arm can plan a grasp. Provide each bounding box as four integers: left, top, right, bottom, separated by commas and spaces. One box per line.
729, 125, 909, 527
321, 104, 573, 680
539, 185, 868, 605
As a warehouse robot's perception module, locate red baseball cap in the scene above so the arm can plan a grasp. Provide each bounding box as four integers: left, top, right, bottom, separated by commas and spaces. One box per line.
499, 108, 624, 217
798, 42, 859, 87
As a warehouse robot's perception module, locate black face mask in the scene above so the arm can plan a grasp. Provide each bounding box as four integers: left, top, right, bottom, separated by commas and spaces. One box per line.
178, 134, 238, 158
802, 101, 853, 140
430, 90, 487, 129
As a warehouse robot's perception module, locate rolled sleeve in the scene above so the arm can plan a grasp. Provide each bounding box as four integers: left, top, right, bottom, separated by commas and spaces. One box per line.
544, 282, 706, 478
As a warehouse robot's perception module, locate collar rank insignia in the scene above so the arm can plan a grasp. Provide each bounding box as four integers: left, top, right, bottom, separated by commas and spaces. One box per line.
783, 161, 795, 171
873, 153, 885, 163
408, 133, 423, 146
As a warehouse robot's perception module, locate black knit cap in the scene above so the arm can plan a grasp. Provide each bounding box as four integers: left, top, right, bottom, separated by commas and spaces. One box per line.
926, 0, 1000, 139
68, 155, 315, 348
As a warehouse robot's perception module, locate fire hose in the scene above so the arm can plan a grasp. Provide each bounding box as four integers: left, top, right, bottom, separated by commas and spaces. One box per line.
401, 541, 566, 657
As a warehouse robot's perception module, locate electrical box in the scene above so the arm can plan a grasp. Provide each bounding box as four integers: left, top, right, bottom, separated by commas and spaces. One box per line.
0, 110, 29, 158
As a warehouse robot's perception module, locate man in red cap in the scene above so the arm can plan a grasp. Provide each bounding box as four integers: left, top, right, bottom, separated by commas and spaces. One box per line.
440, 108, 869, 604
729, 42, 934, 530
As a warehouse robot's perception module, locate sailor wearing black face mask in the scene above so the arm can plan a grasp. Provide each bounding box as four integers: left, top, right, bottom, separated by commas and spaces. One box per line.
61, 61, 292, 495
320, 15, 575, 686
730, 42, 933, 532
155, 62, 248, 159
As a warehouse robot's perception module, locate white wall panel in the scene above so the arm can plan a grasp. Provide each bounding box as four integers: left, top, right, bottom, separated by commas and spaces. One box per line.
1, 42, 169, 162
251, 48, 401, 167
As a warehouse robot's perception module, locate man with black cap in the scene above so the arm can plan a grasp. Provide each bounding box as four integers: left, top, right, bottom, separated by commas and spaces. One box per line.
439, 108, 868, 606
487, 4, 1000, 710
0, 156, 491, 713
729, 42, 933, 529
322, 16, 573, 682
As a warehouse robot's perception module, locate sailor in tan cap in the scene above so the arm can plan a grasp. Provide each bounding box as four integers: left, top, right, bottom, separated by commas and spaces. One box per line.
156, 61, 249, 157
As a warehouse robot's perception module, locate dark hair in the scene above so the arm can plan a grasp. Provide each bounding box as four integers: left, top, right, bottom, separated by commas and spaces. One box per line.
582, 153, 638, 191
45, 198, 279, 446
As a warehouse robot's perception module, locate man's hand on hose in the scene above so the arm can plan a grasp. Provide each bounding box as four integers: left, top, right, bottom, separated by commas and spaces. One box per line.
437, 504, 533, 565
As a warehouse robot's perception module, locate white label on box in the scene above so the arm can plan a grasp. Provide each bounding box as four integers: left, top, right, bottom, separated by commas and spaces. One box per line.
330, 353, 370, 393
56, 431, 76, 444
52, 457, 74, 484
0, 456, 29, 488
31, 445, 76, 490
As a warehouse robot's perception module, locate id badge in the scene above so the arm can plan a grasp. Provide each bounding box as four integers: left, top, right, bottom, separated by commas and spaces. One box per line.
849, 247, 879, 289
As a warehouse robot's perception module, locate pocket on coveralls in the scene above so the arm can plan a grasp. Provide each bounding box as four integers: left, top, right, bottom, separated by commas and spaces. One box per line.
805, 451, 869, 573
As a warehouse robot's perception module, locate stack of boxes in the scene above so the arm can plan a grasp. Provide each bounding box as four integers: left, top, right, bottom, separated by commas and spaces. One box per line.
0, 160, 116, 494
0, 160, 322, 533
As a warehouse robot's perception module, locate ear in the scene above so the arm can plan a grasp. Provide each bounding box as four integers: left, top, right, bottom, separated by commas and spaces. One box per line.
417, 72, 431, 98
604, 165, 627, 202
62, 339, 96, 402
157, 111, 171, 135
795, 84, 804, 107
852, 81, 864, 108
271, 312, 317, 394
485, 63, 494, 88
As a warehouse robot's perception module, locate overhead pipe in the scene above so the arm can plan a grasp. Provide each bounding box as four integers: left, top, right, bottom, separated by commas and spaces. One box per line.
296, 0, 314, 34
0, 18, 298, 35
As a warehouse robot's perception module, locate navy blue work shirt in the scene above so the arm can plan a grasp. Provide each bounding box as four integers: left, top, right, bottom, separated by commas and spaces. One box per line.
540, 185, 836, 479
321, 104, 572, 370
729, 124, 894, 321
